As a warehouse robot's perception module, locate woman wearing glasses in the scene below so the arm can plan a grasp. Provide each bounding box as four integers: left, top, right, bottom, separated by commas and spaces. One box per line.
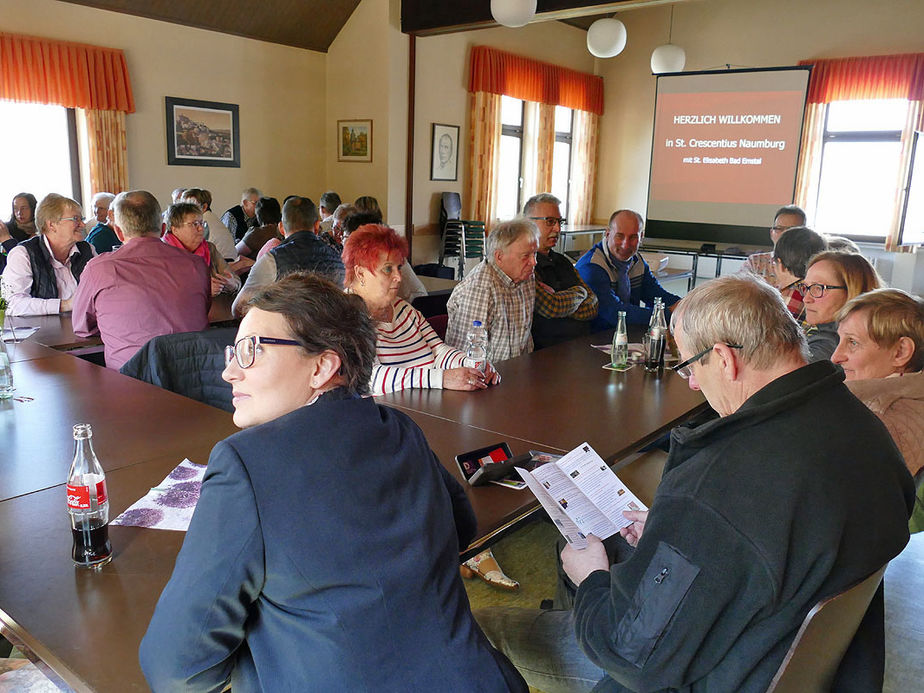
164, 202, 240, 297
800, 250, 881, 362
1, 193, 94, 316
141, 273, 526, 692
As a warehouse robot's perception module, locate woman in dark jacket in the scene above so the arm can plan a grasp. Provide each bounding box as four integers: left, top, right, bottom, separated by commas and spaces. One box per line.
140, 273, 526, 693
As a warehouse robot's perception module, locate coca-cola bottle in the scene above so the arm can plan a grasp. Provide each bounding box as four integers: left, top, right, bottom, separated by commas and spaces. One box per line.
66, 424, 112, 568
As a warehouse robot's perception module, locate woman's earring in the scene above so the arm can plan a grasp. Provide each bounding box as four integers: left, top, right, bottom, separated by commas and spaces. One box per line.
360, 278, 365, 287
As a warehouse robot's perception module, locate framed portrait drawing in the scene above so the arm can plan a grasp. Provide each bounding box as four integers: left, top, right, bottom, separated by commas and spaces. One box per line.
165, 96, 240, 167
337, 119, 373, 162
430, 123, 460, 181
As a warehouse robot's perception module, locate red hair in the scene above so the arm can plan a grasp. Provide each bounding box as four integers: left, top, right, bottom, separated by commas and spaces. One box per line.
342, 224, 408, 286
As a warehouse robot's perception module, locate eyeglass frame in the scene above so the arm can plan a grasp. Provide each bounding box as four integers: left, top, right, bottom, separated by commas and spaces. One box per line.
224, 335, 303, 369
796, 282, 847, 299
180, 219, 207, 229
672, 343, 743, 380
529, 216, 567, 227
56, 215, 83, 224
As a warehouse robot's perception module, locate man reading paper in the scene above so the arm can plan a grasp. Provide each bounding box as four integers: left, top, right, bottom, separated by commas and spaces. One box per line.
474, 275, 913, 693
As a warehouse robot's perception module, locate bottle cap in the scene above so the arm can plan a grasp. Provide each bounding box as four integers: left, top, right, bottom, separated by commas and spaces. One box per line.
472, 320, 482, 327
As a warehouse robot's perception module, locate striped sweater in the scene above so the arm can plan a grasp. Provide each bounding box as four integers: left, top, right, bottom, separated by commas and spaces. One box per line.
371, 299, 470, 394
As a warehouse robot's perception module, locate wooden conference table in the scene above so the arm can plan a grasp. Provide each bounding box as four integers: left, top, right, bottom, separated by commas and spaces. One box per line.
0, 323, 706, 692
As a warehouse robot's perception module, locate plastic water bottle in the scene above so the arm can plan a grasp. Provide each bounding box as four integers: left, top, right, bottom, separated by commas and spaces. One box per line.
611, 311, 628, 368
0, 339, 13, 399
465, 320, 488, 374
67, 424, 113, 568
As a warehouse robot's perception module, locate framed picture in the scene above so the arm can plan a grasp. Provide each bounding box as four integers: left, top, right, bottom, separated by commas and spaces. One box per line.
165, 96, 240, 168
430, 123, 460, 181
337, 119, 373, 162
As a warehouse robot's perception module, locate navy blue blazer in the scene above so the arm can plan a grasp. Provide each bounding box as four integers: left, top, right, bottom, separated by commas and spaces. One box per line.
140, 389, 525, 692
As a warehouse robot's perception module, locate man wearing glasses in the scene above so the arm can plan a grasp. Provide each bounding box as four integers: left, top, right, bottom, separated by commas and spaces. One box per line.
739, 204, 807, 288
72, 191, 210, 370
476, 275, 913, 692
575, 209, 680, 329
524, 193, 598, 349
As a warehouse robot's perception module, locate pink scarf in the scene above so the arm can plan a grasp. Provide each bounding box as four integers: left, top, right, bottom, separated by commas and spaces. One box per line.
164, 231, 210, 268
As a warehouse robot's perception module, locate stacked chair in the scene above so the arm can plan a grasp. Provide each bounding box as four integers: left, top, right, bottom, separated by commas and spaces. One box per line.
438, 192, 485, 279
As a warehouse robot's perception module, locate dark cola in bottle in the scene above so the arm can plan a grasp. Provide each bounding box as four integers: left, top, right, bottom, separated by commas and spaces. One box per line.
67, 423, 112, 567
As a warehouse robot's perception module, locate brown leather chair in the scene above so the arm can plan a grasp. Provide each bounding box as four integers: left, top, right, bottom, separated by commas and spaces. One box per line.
766, 564, 889, 693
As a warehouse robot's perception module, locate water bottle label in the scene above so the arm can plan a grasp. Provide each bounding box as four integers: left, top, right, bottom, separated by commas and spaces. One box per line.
67, 481, 107, 509
615, 334, 627, 345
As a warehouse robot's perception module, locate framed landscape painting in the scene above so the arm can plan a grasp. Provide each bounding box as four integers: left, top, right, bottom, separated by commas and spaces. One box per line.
338, 119, 372, 162
165, 96, 240, 168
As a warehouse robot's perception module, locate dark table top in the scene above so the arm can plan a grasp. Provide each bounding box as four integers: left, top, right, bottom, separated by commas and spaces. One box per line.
381, 331, 708, 464
1, 355, 237, 502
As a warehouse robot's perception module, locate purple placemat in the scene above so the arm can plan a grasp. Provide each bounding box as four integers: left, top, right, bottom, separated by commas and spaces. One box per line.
111, 459, 206, 532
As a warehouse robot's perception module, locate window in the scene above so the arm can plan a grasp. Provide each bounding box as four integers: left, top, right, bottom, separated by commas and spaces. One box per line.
813, 99, 908, 241
0, 100, 82, 210
497, 96, 525, 221
551, 106, 573, 220
496, 97, 575, 221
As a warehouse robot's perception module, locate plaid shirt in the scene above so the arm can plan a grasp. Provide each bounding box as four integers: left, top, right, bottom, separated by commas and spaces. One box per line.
534, 250, 598, 321
741, 252, 804, 319
779, 281, 805, 320
740, 251, 778, 287
446, 260, 535, 363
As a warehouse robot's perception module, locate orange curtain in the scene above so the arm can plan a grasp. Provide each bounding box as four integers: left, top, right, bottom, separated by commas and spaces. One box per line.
797, 53, 924, 248
794, 102, 826, 221
466, 91, 502, 229
799, 53, 924, 104
535, 103, 556, 194
569, 110, 599, 226
468, 45, 604, 116
0, 33, 134, 112
84, 109, 129, 194
887, 102, 924, 250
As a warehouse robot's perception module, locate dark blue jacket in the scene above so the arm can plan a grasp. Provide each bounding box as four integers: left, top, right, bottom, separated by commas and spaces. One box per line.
140, 389, 526, 692
575, 242, 679, 329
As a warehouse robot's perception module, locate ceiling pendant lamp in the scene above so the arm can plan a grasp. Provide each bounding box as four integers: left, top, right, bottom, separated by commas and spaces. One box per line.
587, 17, 627, 59
490, 0, 537, 28
651, 6, 686, 73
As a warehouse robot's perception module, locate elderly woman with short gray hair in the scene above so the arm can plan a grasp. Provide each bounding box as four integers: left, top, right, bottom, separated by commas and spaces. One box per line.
1, 193, 94, 316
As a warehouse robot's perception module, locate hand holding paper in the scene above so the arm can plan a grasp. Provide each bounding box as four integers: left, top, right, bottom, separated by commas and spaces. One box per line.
561, 535, 609, 586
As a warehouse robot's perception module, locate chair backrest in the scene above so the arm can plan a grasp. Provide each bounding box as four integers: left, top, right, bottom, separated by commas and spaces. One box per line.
441, 192, 462, 222
120, 328, 235, 412
766, 564, 888, 693
426, 314, 449, 341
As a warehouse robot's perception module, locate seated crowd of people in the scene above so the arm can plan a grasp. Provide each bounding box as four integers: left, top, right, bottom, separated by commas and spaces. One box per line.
1, 185, 921, 691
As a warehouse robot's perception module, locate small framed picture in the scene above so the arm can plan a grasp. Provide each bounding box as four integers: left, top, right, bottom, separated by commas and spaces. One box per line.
337, 119, 373, 162
430, 123, 460, 181
165, 96, 240, 168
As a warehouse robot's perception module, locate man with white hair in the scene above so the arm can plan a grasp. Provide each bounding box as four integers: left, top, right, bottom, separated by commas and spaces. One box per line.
85, 192, 119, 253
221, 187, 262, 241
72, 190, 209, 370
446, 218, 539, 363
475, 275, 913, 693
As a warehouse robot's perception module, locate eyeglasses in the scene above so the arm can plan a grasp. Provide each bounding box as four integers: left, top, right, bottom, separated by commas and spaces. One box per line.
672, 344, 742, 380
770, 225, 795, 233
57, 216, 82, 224
224, 335, 303, 369
796, 282, 847, 299
182, 220, 206, 229
529, 216, 567, 227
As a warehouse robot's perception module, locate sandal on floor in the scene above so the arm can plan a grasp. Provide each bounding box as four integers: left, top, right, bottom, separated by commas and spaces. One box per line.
460, 549, 519, 591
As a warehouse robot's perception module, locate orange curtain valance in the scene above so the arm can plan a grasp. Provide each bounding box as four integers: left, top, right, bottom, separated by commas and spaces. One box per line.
0, 32, 135, 112
468, 45, 604, 116
799, 53, 924, 104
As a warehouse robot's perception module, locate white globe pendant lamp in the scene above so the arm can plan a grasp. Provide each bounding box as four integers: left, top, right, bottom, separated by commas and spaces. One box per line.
650, 6, 685, 73
586, 18, 627, 59
491, 0, 537, 28
651, 44, 686, 73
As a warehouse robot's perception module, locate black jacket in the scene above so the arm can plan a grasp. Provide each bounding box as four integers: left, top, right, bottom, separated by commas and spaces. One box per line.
270, 230, 345, 285
574, 361, 913, 692
20, 236, 93, 298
